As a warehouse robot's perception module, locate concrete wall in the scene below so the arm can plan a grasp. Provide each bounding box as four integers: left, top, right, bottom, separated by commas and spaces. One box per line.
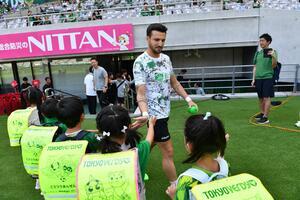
0, 9, 259, 57
1, 9, 299, 82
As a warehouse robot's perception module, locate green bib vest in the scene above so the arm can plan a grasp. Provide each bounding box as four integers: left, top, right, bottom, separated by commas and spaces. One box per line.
7, 108, 35, 146
21, 125, 58, 176
39, 141, 88, 200
191, 173, 274, 200
76, 149, 145, 200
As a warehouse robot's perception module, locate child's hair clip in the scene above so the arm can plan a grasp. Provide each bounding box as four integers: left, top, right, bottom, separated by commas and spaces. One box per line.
96, 135, 103, 141
121, 126, 128, 134
203, 112, 211, 120
103, 131, 111, 137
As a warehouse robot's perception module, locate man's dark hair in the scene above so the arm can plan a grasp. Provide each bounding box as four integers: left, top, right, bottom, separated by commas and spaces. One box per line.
45, 77, 50, 81
260, 33, 272, 43
146, 23, 168, 37
23, 77, 28, 82
90, 57, 97, 61
57, 97, 84, 128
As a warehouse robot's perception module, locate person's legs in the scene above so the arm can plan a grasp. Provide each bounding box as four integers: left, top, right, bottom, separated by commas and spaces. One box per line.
259, 98, 264, 114
151, 118, 177, 182
255, 79, 264, 118
157, 140, 177, 182
91, 96, 97, 114
96, 90, 104, 109
262, 79, 274, 117
263, 97, 271, 117
87, 96, 97, 114
87, 96, 92, 114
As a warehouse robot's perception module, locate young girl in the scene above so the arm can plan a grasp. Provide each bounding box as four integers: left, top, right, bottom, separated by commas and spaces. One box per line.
96, 105, 156, 180
166, 112, 229, 200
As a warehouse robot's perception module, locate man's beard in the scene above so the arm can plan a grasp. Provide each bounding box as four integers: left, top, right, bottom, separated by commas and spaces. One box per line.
150, 45, 163, 54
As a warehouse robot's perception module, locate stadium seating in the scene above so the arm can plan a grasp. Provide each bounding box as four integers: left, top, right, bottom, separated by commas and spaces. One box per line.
0, 0, 300, 30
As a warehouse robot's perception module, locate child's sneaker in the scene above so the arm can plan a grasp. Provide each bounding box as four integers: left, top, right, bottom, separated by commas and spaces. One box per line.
254, 113, 264, 120
35, 179, 40, 190
257, 117, 270, 124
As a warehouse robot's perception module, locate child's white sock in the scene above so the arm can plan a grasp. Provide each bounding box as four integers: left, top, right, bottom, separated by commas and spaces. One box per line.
35, 179, 40, 190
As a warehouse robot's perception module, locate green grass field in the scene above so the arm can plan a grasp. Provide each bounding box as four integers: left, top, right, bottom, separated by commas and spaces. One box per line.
1, 97, 300, 200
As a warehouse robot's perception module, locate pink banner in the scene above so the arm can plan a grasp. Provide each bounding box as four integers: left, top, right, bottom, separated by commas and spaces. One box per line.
0, 24, 134, 60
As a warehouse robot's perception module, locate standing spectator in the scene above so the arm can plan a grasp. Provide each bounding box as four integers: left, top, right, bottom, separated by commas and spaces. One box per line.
91, 57, 108, 110
42, 77, 53, 95
141, 2, 152, 16
84, 66, 97, 114
106, 72, 117, 105
154, 0, 163, 16
31, 79, 44, 121
21, 77, 32, 108
115, 73, 128, 107
27, 10, 36, 26
121, 69, 132, 81
43, 15, 52, 25
252, 33, 278, 124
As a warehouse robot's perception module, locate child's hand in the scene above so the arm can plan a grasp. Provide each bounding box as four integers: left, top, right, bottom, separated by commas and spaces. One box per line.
149, 116, 157, 127
166, 184, 176, 199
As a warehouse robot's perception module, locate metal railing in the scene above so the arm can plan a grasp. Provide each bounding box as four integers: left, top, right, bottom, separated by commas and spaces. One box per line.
1, 0, 300, 30
0, 0, 222, 29
173, 64, 300, 95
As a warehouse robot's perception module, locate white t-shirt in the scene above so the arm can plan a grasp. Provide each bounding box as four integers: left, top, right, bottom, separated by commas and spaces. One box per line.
133, 52, 174, 119
84, 73, 97, 96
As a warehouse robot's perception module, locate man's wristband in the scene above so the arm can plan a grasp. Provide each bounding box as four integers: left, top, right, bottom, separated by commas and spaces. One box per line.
142, 112, 149, 119
185, 96, 192, 103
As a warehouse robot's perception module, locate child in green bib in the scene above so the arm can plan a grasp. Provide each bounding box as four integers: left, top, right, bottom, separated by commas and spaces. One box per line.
55, 97, 100, 153
96, 105, 156, 182
166, 112, 230, 200
40, 98, 67, 141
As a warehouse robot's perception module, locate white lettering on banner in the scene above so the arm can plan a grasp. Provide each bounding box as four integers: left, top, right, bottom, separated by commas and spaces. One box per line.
16, 42, 22, 49
28, 36, 45, 52
52, 33, 67, 50
45, 35, 53, 51
69, 32, 81, 49
26, 29, 120, 53
79, 32, 98, 49
97, 29, 117, 47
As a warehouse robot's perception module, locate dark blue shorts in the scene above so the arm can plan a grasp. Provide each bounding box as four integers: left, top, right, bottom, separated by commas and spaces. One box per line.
255, 78, 274, 98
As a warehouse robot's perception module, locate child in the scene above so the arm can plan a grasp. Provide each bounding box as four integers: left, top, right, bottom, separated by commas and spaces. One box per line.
96, 105, 156, 180
166, 112, 229, 200
115, 73, 128, 106
40, 98, 67, 141
27, 87, 43, 126
55, 97, 99, 153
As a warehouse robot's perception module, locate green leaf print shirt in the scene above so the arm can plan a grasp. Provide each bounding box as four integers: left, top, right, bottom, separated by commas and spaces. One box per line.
133, 52, 174, 119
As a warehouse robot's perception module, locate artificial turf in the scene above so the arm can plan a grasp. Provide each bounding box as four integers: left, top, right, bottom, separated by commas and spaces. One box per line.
0, 96, 299, 200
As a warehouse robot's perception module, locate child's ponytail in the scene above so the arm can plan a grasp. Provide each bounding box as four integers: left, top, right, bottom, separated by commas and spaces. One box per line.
99, 136, 121, 153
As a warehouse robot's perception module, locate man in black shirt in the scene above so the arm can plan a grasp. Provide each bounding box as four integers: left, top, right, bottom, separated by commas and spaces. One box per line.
42, 77, 54, 97
21, 77, 32, 108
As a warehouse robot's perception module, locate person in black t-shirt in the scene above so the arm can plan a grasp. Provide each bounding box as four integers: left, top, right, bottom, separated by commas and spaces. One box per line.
42, 77, 54, 97
21, 77, 32, 108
